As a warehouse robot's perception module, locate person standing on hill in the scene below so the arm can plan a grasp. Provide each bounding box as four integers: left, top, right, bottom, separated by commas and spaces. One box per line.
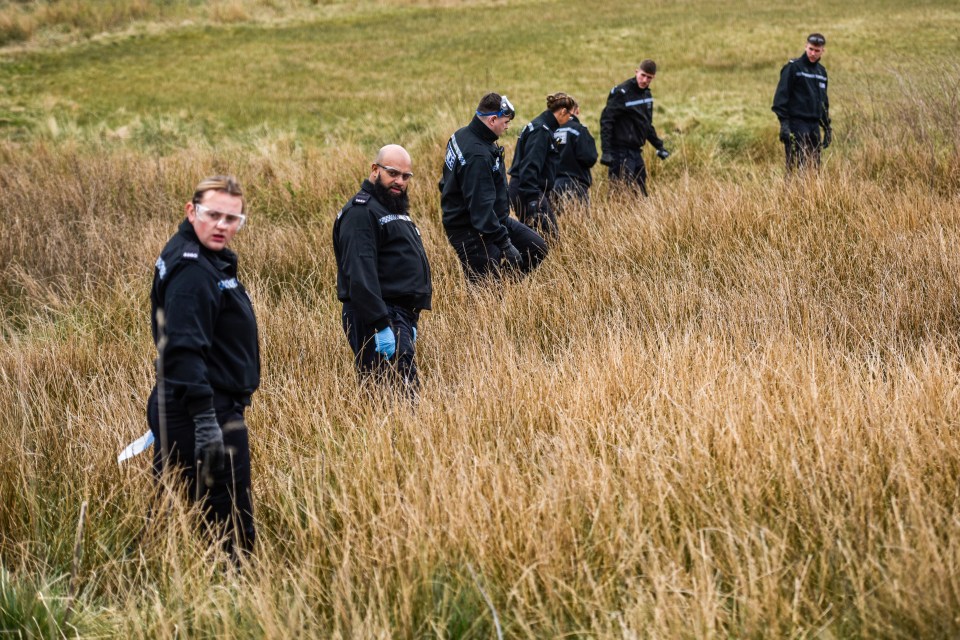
599, 59, 670, 197
552, 102, 598, 208
148, 175, 259, 563
440, 93, 548, 282
772, 33, 831, 173
507, 92, 577, 240
333, 144, 432, 396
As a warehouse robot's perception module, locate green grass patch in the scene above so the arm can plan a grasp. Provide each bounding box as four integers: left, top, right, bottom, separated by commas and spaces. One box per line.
1, 0, 957, 159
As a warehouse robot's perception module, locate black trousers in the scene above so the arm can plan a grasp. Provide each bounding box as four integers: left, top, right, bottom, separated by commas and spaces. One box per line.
552, 177, 590, 205
508, 181, 559, 240
342, 302, 420, 394
147, 387, 255, 558
784, 119, 822, 172
446, 217, 548, 283
552, 177, 590, 214
607, 147, 648, 196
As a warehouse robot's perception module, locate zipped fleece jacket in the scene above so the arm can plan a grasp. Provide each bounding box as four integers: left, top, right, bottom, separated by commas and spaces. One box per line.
600, 78, 665, 153
772, 54, 830, 125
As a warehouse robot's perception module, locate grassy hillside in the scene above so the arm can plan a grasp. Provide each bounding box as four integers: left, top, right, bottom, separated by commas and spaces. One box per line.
2, 0, 958, 155
2, 0, 960, 637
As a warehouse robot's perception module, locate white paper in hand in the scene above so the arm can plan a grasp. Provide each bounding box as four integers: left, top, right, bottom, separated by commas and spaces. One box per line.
117, 430, 155, 464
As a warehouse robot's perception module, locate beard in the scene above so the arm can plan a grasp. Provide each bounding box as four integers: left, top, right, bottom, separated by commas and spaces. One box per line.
371, 178, 410, 216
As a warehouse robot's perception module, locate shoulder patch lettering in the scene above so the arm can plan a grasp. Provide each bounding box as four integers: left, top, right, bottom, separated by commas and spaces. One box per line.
353, 192, 371, 205
445, 133, 467, 170
182, 251, 198, 260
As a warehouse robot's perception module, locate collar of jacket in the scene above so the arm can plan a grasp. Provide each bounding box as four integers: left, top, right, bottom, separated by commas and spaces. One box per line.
360, 178, 381, 205
624, 78, 647, 94
468, 115, 501, 143
177, 218, 237, 272
540, 110, 561, 130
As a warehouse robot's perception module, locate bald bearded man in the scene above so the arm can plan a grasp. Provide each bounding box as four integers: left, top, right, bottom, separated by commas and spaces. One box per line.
333, 145, 433, 396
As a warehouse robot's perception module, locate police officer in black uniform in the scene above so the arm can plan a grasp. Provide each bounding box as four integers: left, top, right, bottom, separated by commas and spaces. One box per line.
600, 59, 670, 197
552, 102, 598, 208
148, 175, 259, 561
507, 92, 577, 240
773, 33, 831, 173
440, 93, 548, 282
333, 144, 432, 394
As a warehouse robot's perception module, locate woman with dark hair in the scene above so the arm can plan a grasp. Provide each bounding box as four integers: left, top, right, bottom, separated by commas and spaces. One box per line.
552, 102, 598, 209
507, 92, 577, 240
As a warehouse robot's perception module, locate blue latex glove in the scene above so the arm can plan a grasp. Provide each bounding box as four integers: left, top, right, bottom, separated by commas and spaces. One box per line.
374, 326, 396, 359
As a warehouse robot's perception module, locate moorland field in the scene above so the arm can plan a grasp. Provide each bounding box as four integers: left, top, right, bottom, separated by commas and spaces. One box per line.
1, 0, 960, 637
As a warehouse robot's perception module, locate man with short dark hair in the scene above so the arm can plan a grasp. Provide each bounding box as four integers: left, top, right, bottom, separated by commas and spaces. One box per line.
333, 144, 432, 395
599, 59, 670, 196
773, 33, 831, 173
440, 93, 548, 282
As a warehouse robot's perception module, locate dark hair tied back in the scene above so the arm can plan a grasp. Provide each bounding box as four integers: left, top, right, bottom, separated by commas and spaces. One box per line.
546, 92, 577, 113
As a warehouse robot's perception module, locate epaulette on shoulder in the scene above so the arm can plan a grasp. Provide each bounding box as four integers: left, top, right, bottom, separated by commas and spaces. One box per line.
180, 241, 200, 261
157, 238, 199, 281
353, 191, 371, 206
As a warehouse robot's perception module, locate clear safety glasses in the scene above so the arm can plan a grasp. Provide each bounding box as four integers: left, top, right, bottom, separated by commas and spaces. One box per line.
195, 204, 246, 229
376, 163, 414, 180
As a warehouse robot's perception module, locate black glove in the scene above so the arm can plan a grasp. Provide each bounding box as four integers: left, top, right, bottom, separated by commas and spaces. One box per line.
497, 238, 522, 266
656, 148, 670, 160
779, 121, 791, 144
823, 126, 832, 149
599, 151, 613, 166
193, 408, 224, 488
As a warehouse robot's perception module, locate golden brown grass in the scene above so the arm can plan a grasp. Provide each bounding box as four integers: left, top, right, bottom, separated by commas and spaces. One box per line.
0, 0, 516, 49
2, 5, 960, 626
2, 100, 959, 636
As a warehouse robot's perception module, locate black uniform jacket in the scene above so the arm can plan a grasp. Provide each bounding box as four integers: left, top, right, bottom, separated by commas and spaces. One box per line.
772, 54, 830, 124
507, 109, 561, 203
555, 115, 598, 187
600, 78, 665, 153
439, 116, 511, 246
333, 180, 433, 331
151, 220, 260, 417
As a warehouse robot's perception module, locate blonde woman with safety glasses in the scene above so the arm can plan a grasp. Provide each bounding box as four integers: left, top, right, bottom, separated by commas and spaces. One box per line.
146, 174, 260, 564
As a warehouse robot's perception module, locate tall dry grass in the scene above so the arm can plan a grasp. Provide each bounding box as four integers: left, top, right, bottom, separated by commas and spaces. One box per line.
1, 76, 960, 637
0, 0, 512, 49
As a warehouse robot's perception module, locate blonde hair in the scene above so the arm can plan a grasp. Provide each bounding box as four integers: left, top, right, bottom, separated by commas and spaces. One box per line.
546, 92, 577, 113
191, 175, 244, 212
